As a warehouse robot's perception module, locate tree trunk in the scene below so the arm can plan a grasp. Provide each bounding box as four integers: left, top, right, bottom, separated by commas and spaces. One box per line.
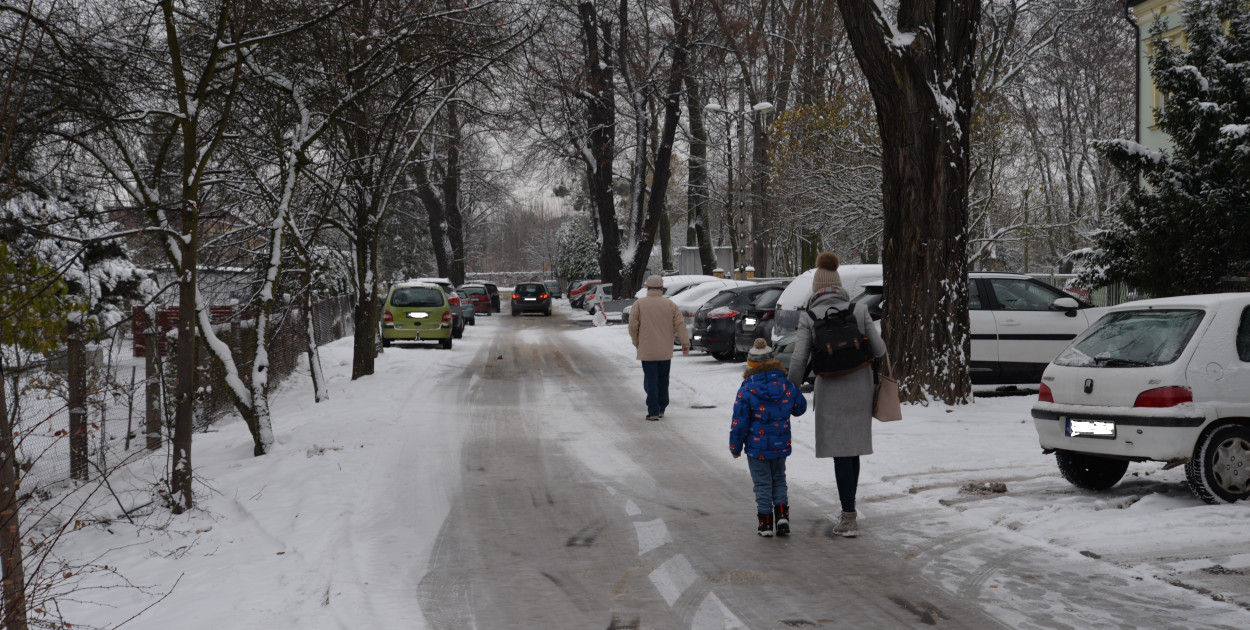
660, 204, 673, 271
0, 360, 29, 630
443, 98, 466, 286
303, 289, 328, 404
413, 153, 451, 279
836, 0, 980, 405
66, 324, 88, 481
619, 0, 690, 296
351, 216, 379, 380
170, 237, 196, 512
684, 75, 716, 275
144, 326, 162, 450
578, 2, 624, 290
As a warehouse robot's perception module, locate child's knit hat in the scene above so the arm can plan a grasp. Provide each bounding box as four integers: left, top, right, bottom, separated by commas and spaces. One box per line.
746, 338, 775, 367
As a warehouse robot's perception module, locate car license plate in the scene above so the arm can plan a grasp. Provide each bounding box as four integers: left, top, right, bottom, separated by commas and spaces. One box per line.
1066, 418, 1115, 438
525, 298, 536, 301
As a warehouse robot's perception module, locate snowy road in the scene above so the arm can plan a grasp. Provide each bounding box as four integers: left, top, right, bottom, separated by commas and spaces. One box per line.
417, 312, 1001, 628
412, 307, 1250, 629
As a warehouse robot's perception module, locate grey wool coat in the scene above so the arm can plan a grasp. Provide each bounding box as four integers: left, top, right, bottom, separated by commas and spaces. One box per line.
787, 287, 887, 458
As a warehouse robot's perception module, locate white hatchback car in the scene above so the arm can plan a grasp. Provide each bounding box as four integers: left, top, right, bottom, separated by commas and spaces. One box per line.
1032, 293, 1250, 503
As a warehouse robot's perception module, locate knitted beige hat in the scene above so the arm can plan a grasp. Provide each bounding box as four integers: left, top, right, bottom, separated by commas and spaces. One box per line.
746, 338, 775, 367
645, 275, 664, 289
811, 251, 842, 293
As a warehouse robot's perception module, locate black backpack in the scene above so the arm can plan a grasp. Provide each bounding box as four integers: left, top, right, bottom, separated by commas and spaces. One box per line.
807, 305, 874, 377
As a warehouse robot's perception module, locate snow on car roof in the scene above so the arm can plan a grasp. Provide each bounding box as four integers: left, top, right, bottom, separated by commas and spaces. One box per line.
1105, 293, 1250, 311
631, 274, 726, 298
392, 281, 441, 290
671, 279, 755, 308
775, 264, 883, 310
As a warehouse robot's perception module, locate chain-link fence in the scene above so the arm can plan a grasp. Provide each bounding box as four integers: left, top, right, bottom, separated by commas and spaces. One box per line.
3, 295, 354, 496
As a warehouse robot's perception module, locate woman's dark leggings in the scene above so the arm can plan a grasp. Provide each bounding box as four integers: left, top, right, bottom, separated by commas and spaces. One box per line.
833, 456, 860, 513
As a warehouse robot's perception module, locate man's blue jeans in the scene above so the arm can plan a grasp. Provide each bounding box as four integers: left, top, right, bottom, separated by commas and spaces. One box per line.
641, 360, 671, 417
747, 457, 788, 515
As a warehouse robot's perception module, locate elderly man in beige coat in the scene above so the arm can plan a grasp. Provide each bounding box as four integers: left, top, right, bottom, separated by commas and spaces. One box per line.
628, 275, 691, 420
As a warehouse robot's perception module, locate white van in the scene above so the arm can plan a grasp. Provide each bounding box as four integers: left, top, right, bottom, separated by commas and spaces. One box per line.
770, 264, 883, 346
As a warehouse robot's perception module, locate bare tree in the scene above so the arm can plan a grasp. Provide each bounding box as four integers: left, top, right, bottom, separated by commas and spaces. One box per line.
313, 0, 523, 378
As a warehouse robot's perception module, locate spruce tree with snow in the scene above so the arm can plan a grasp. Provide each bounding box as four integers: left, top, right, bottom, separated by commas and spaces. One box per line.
554, 220, 601, 281
1089, 0, 1250, 296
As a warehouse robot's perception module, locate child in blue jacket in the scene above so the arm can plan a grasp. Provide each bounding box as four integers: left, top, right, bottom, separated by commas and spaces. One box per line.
731, 338, 808, 536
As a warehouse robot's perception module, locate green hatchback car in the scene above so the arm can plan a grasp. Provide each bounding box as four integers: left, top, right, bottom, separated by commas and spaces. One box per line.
381, 282, 454, 349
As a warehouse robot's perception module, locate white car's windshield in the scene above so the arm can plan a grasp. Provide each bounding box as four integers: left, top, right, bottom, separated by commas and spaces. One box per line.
1054, 309, 1204, 367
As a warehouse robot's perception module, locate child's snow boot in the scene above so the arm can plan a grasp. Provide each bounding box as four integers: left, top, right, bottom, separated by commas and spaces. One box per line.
756, 512, 774, 537
774, 504, 790, 536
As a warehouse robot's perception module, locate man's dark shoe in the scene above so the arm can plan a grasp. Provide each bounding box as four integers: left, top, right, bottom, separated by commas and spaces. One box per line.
646, 414, 660, 421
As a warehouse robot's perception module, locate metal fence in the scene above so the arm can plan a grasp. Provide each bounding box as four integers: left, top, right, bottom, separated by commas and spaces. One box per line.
1026, 273, 1135, 307
3, 295, 354, 498
1029, 273, 1248, 307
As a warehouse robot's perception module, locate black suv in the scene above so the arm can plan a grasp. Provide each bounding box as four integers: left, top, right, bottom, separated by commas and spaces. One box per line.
511, 282, 553, 316
732, 281, 790, 359
692, 282, 788, 361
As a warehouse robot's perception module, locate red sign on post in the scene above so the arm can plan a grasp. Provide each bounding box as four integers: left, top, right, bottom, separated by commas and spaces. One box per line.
131, 305, 242, 357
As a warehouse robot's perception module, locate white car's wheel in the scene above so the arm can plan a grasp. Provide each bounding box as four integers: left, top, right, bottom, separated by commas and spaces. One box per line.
1055, 450, 1128, 491
1186, 424, 1250, 504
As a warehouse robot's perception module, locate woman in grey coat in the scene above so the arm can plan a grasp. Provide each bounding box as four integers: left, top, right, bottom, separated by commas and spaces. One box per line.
787, 252, 886, 538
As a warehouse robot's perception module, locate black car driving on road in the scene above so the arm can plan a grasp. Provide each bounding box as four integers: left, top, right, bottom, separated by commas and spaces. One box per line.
511, 282, 553, 316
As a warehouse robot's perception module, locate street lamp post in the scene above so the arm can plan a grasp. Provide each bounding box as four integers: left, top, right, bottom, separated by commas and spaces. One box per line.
704, 96, 773, 280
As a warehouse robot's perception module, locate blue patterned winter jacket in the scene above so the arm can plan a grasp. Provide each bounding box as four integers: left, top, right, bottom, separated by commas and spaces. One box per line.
729, 361, 808, 460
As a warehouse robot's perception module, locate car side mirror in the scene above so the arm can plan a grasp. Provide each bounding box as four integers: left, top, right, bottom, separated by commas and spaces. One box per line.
1053, 297, 1079, 315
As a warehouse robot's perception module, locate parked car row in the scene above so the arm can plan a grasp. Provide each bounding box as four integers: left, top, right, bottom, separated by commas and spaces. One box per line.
568, 279, 601, 308
691, 281, 788, 361
770, 270, 1105, 387
380, 278, 499, 349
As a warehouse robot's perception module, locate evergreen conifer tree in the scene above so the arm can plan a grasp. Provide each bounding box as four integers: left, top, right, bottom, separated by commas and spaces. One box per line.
554, 220, 601, 281
1088, 0, 1250, 296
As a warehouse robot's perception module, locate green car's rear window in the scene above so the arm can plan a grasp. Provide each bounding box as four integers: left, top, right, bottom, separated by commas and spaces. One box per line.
391, 287, 444, 308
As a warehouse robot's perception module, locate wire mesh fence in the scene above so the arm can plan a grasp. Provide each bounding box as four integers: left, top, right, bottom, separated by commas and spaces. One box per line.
3, 295, 355, 496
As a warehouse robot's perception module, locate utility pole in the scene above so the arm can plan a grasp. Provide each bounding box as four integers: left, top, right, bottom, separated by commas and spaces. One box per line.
736, 77, 746, 279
